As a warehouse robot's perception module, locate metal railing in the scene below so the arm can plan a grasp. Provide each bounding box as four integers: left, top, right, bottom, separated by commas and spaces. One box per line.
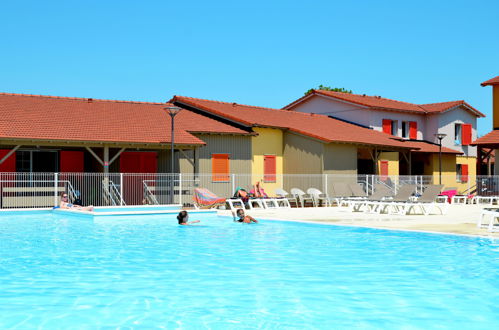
0, 172, 492, 209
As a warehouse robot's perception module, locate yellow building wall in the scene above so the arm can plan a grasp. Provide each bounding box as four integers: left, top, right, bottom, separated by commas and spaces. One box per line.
378, 152, 399, 176
428, 154, 475, 193
251, 127, 284, 196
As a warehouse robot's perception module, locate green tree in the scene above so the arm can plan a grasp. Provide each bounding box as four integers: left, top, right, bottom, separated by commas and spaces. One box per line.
305, 85, 353, 95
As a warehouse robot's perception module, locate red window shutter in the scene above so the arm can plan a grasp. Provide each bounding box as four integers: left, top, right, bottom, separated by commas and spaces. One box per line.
409, 121, 418, 139
60, 151, 84, 172
212, 154, 229, 182
0, 149, 16, 172
264, 155, 276, 182
461, 164, 468, 182
380, 161, 389, 180
382, 119, 392, 134
461, 124, 472, 146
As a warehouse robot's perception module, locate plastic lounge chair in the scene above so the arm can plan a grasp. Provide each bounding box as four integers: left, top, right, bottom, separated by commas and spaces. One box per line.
329, 182, 353, 206
346, 185, 392, 211
396, 184, 448, 216
365, 184, 417, 214
274, 188, 293, 208
290, 188, 314, 207
307, 188, 330, 207
193, 188, 226, 209
349, 183, 368, 199
478, 208, 499, 232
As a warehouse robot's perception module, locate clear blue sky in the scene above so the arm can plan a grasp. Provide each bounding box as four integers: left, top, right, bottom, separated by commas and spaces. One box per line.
1, 0, 498, 135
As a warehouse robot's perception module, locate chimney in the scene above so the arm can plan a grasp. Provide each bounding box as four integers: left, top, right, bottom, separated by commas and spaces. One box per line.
481, 76, 499, 129
87, 98, 93, 103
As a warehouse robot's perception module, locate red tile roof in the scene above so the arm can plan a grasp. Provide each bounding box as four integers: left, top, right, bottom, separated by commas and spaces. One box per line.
284, 90, 484, 117
394, 140, 462, 154
0, 93, 249, 145
472, 130, 499, 147
481, 76, 499, 86
172, 96, 417, 150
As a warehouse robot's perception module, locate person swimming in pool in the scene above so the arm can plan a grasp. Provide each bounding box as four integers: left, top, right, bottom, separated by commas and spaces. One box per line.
177, 210, 200, 225
59, 192, 94, 211
233, 208, 258, 223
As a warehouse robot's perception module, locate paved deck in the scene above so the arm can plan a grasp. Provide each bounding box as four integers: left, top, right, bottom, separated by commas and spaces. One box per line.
219, 204, 499, 238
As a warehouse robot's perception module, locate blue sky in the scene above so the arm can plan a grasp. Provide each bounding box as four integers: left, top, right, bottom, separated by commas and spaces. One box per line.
1, 0, 498, 135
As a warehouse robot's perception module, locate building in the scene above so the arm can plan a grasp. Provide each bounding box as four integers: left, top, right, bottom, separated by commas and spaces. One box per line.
472, 75, 499, 175
283, 90, 484, 190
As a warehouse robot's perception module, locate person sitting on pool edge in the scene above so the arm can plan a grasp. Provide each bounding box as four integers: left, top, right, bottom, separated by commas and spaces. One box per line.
233, 208, 258, 223
59, 192, 94, 211
177, 210, 200, 225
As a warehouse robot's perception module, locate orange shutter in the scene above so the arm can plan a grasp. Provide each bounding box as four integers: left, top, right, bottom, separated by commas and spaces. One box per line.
212, 154, 229, 182
382, 119, 392, 134
409, 121, 418, 139
461, 164, 468, 182
380, 161, 389, 180
461, 124, 472, 146
264, 155, 276, 182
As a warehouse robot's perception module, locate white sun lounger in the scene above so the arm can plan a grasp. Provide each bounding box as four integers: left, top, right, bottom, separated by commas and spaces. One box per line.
478, 208, 499, 232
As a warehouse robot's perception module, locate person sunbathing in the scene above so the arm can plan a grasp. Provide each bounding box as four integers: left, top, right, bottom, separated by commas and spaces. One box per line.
234, 187, 252, 202
233, 208, 258, 223
177, 211, 200, 225
250, 181, 267, 198
59, 192, 94, 211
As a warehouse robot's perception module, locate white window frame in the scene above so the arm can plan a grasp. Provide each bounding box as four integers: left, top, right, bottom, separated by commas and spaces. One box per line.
401, 121, 409, 139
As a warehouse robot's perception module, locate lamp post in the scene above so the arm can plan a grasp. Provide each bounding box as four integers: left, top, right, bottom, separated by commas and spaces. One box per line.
165, 106, 182, 204
434, 133, 447, 185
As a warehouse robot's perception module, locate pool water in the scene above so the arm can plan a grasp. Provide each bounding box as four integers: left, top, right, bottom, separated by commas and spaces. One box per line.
0, 212, 497, 328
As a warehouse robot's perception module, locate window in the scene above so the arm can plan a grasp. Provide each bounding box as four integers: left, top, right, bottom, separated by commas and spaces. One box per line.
456, 164, 468, 183
391, 120, 398, 136
382, 119, 397, 136
263, 155, 276, 182
455, 124, 462, 145
401, 121, 409, 138
212, 154, 229, 182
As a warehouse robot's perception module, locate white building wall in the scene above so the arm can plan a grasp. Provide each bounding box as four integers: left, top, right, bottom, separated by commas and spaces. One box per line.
290, 95, 371, 126
290, 95, 425, 139
436, 107, 478, 157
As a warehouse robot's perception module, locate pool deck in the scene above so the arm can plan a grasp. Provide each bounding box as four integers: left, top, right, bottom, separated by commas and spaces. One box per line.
219, 204, 499, 238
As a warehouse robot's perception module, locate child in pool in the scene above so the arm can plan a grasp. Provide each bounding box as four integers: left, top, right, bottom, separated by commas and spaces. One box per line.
233, 208, 258, 223
177, 210, 200, 225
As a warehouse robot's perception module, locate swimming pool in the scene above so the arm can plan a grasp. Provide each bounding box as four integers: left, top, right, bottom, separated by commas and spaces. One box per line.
0, 212, 497, 328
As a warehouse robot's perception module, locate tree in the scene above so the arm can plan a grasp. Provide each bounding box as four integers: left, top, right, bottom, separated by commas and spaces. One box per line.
305, 85, 353, 95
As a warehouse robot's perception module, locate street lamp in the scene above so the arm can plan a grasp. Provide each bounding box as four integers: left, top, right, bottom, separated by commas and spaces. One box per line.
434, 133, 447, 184
165, 106, 182, 204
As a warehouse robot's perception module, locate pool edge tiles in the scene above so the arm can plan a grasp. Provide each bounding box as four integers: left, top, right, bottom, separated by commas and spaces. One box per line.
54, 205, 217, 219
257, 216, 499, 240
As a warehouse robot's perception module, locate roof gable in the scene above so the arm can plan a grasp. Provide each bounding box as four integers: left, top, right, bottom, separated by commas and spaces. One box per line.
481, 76, 499, 86
284, 90, 484, 117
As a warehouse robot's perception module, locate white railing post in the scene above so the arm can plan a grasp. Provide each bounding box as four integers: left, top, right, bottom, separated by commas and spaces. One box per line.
232, 174, 236, 195
323, 174, 328, 196
120, 173, 124, 206
54, 173, 58, 207
179, 173, 182, 206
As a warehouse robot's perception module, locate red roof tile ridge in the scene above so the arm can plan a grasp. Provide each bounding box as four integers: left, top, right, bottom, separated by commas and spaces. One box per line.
419, 100, 464, 106
315, 90, 420, 107
174, 95, 280, 111
0, 92, 168, 105
175, 95, 332, 119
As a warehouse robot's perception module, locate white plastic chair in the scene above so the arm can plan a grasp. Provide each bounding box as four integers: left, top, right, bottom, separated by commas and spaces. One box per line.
307, 188, 330, 207
274, 188, 296, 208
290, 188, 314, 207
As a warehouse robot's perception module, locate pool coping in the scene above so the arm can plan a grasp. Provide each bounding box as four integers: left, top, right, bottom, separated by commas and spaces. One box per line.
258, 216, 499, 240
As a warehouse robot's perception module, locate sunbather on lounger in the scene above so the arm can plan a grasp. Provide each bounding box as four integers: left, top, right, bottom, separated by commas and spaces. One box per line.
177, 211, 200, 225
250, 181, 268, 198
233, 208, 258, 223
60, 192, 94, 211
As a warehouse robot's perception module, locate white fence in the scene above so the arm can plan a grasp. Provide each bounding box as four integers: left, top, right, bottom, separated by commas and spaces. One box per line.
0, 172, 495, 209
